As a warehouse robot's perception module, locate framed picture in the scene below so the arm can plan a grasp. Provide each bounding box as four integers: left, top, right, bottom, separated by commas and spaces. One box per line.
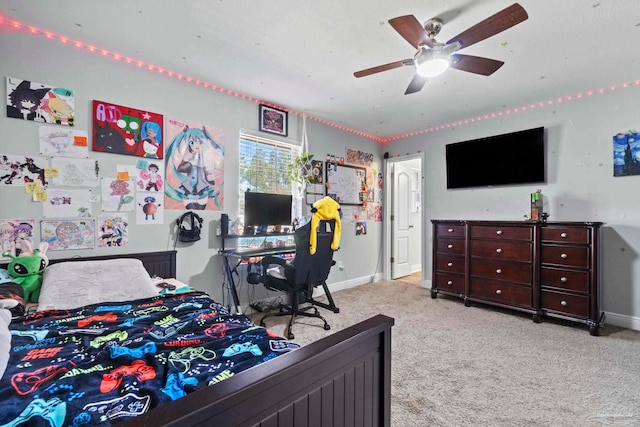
259, 104, 288, 136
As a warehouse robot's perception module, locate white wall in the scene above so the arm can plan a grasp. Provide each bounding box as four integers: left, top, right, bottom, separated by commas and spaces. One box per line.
0, 30, 384, 308
384, 87, 640, 330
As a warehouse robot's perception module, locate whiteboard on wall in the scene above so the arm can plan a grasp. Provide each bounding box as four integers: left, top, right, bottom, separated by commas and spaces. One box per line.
325, 163, 366, 205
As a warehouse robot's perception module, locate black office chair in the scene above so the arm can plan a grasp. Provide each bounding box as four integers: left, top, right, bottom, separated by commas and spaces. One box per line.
252, 219, 340, 339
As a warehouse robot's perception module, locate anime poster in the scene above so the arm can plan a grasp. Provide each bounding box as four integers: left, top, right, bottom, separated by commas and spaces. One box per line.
346, 148, 374, 167
42, 188, 93, 218
135, 159, 164, 193
0, 154, 49, 187
39, 126, 89, 158
136, 192, 164, 225
613, 131, 640, 176
0, 219, 35, 260
92, 100, 164, 158
50, 158, 99, 187
97, 214, 129, 247
40, 219, 95, 251
6, 77, 75, 126
355, 221, 367, 236
164, 118, 224, 210
101, 178, 135, 212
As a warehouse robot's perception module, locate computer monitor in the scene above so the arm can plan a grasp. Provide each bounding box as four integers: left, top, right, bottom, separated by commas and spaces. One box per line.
244, 192, 292, 228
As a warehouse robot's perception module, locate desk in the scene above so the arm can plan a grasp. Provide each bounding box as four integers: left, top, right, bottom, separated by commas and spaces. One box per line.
219, 244, 296, 314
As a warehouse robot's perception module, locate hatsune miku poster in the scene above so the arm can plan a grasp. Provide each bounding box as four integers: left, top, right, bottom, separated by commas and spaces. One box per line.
6, 77, 75, 126
92, 100, 164, 158
164, 118, 224, 211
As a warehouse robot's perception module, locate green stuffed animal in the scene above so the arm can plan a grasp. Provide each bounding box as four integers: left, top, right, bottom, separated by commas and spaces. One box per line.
2, 243, 49, 303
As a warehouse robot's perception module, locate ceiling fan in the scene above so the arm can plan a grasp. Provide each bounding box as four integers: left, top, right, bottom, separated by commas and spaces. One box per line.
353, 3, 528, 95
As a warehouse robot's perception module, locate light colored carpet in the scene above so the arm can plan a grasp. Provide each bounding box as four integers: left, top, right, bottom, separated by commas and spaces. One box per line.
252, 280, 640, 427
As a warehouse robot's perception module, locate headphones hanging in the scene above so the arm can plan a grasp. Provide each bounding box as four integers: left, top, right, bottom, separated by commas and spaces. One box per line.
176, 211, 203, 242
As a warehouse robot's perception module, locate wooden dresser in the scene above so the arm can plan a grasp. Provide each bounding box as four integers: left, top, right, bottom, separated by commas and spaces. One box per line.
431, 220, 604, 335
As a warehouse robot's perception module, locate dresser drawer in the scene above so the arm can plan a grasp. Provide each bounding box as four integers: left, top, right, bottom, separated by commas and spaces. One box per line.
436, 224, 465, 238
471, 225, 532, 241
470, 259, 532, 284
468, 278, 532, 308
436, 238, 465, 255
541, 290, 589, 318
541, 267, 589, 293
541, 227, 589, 244
434, 272, 464, 295
470, 240, 532, 262
434, 254, 465, 274
541, 245, 589, 268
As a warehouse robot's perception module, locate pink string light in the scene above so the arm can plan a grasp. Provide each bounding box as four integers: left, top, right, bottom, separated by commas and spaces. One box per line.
2, 14, 638, 145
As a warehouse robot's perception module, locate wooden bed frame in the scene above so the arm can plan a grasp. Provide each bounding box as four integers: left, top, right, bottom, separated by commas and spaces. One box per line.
7, 250, 394, 426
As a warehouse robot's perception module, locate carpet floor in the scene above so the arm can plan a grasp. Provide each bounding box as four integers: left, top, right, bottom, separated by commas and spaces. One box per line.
252, 280, 640, 426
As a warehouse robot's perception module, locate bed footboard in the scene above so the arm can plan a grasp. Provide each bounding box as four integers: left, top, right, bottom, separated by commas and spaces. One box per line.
124, 314, 394, 427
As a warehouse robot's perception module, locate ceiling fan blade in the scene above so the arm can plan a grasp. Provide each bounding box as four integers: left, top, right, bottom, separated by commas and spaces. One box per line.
405, 74, 428, 95
388, 15, 435, 49
354, 59, 412, 78
450, 54, 504, 76
446, 3, 528, 49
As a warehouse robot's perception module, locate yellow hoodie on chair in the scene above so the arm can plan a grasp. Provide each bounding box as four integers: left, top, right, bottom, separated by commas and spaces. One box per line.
309, 196, 341, 254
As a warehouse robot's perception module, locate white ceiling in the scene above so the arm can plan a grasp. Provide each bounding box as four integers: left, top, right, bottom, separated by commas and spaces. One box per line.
2, 0, 639, 141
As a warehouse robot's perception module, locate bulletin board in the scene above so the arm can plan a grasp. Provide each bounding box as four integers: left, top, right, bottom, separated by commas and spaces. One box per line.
325, 163, 366, 205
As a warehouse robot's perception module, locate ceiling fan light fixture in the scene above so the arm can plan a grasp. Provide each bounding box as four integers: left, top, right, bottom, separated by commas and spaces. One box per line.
415, 48, 450, 78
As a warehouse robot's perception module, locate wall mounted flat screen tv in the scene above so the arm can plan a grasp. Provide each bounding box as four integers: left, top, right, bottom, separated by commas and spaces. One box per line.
244, 192, 292, 228
446, 127, 545, 189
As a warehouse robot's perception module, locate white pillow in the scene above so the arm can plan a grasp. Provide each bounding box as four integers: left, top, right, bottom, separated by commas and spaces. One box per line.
0, 308, 11, 380
38, 258, 159, 310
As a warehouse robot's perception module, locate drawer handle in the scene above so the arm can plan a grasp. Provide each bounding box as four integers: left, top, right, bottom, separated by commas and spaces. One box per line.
496, 248, 503, 253
561, 253, 568, 259
560, 300, 568, 306
496, 230, 503, 235
561, 277, 568, 283
560, 232, 567, 238
447, 262, 453, 267
447, 244, 453, 249
447, 280, 453, 285
447, 228, 454, 233
496, 269, 502, 274
496, 289, 502, 295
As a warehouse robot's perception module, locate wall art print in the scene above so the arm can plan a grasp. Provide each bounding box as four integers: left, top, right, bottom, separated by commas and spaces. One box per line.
92, 100, 164, 158
42, 188, 92, 218
136, 191, 164, 225
613, 131, 640, 176
97, 213, 129, 247
0, 154, 49, 187
101, 178, 135, 212
6, 77, 75, 126
164, 118, 224, 211
259, 104, 288, 137
40, 219, 95, 251
0, 219, 35, 260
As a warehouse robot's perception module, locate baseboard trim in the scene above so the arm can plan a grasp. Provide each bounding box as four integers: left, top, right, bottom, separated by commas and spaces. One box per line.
604, 311, 640, 331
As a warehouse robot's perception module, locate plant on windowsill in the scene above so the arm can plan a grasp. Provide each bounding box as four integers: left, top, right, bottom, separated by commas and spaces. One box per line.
287, 152, 314, 191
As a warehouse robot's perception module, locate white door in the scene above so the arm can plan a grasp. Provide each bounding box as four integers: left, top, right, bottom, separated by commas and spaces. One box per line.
391, 163, 412, 279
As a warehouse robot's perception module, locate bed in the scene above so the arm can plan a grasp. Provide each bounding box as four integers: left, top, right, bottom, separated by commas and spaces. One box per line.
0, 250, 394, 426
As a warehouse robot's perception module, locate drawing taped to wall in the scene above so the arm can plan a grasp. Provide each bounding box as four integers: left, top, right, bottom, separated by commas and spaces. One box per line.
164, 118, 224, 211
50, 158, 99, 187
97, 214, 129, 247
613, 131, 640, 176
92, 100, 164, 158
101, 178, 135, 212
0, 220, 35, 260
136, 160, 164, 192
40, 219, 95, 251
42, 188, 92, 218
0, 154, 48, 187
136, 192, 164, 224
39, 126, 89, 158
6, 77, 75, 126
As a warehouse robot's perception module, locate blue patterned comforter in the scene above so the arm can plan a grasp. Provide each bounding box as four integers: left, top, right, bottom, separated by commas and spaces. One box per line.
0, 291, 299, 426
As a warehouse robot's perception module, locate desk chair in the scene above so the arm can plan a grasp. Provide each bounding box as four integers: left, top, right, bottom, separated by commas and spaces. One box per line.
252, 219, 340, 340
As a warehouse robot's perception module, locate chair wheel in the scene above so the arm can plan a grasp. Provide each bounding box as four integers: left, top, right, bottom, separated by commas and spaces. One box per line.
259, 321, 265, 327
287, 332, 295, 340
324, 324, 331, 331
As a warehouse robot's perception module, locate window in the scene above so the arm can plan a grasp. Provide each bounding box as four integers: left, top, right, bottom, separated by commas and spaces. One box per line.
238, 132, 301, 228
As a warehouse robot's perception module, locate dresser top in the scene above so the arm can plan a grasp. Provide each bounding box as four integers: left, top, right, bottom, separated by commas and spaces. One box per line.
431, 219, 604, 227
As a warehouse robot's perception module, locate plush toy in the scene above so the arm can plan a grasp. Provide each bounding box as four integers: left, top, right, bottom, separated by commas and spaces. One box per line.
2, 242, 49, 303
309, 196, 342, 255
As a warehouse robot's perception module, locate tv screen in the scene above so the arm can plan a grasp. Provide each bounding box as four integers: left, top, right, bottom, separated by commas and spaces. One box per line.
244, 192, 292, 228
446, 127, 545, 189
